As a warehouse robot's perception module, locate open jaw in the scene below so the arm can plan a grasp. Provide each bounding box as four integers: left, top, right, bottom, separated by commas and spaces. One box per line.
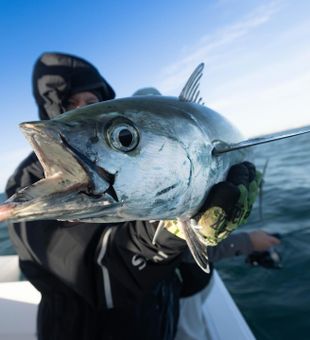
0, 122, 119, 223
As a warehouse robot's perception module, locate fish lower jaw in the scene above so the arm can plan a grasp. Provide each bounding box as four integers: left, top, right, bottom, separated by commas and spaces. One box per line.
11, 172, 89, 204
4, 187, 117, 223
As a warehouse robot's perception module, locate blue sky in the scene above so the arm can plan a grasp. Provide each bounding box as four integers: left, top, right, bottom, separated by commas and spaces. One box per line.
1, 0, 310, 190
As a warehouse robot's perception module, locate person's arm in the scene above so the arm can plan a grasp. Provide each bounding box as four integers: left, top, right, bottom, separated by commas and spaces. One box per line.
207, 230, 280, 262
248, 230, 280, 251
206, 232, 253, 262
181, 228, 281, 263
96, 220, 187, 308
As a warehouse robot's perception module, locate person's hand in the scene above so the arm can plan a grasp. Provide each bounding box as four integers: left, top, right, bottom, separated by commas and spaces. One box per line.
165, 162, 262, 246
194, 161, 262, 245
248, 230, 280, 251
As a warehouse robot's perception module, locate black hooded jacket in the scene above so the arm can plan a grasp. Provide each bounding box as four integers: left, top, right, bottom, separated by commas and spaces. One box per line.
6, 52, 255, 340
5, 52, 190, 340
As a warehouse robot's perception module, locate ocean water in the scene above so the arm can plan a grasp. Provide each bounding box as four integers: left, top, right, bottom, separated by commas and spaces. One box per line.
1, 133, 310, 339
216, 133, 310, 340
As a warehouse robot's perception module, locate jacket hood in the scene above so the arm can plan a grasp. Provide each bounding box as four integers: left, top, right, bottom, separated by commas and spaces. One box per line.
32, 52, 116, 120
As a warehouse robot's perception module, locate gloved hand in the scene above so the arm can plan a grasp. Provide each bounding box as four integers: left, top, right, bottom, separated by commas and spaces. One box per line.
165, 161, 262, 246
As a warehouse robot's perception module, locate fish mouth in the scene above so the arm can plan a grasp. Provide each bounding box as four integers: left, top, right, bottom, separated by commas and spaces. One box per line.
1, 121, 119, 222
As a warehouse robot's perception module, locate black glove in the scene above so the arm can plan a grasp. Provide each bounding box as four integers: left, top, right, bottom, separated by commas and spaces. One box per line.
165, 162, 261, 246
192, 161, 262, 245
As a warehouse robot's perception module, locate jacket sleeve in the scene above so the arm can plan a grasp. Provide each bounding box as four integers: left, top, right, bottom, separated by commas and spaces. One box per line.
180, 232, 254, 264
96, 221, 188, 308
207, 232, 254, 262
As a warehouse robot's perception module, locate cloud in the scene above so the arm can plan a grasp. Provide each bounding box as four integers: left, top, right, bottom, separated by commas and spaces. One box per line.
211, 74, 310, 136
154, 0, 310, 137
157, 0, 282, 94
207, 44, 310, 136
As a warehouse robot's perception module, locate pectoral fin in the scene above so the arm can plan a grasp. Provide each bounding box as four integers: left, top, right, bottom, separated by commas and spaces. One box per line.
177, 218, 210, 273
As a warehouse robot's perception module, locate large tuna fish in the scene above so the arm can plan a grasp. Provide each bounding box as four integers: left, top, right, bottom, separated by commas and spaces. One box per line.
1, 64, 309, 271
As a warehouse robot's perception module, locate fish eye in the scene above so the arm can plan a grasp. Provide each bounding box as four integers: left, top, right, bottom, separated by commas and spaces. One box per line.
107, 122, 139, 152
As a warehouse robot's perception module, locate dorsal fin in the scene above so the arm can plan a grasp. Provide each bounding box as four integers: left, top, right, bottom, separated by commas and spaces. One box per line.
179, 63, 205, 104
213, 126, 310, 155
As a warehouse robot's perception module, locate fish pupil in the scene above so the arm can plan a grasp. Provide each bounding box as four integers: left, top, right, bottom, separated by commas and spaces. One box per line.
118, 128, 133, 147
